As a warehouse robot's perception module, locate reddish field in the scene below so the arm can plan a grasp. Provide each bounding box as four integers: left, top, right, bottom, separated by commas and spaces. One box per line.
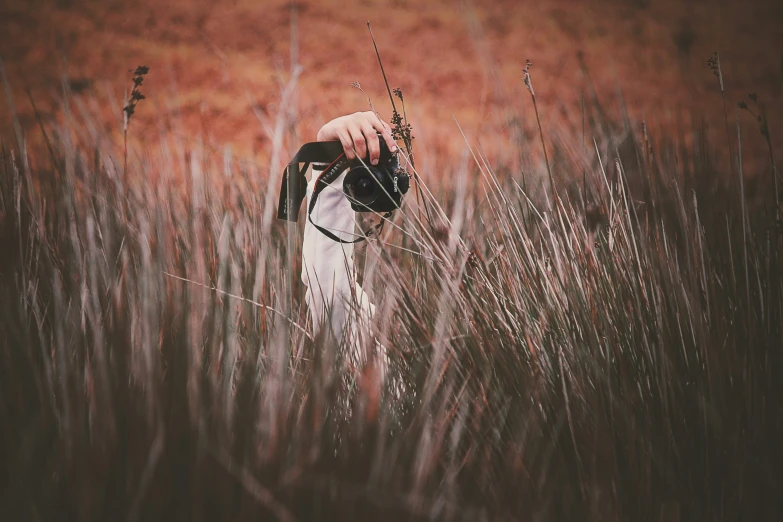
1, 0, 781, 166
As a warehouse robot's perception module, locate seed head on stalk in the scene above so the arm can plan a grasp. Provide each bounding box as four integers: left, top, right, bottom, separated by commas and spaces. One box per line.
707, 52, 735, 174
522, 59, 555, 198
123, 65, 149, 178
367, 21, 433, 230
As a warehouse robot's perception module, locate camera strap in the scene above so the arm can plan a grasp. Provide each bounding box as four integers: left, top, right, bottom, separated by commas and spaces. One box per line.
278, 141, 345, 222
277, 140, 391, 244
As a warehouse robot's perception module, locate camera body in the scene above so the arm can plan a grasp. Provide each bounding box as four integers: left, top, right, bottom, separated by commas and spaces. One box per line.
277, 136, 409, 225
343, 137, 409, 213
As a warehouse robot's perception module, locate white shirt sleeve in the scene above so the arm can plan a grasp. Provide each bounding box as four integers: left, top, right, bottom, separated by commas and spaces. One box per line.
301, 167, 375, 344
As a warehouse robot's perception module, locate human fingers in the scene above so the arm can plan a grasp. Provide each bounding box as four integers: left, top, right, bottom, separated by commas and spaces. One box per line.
337, 130, 357, 160
379, 118, 392, 136
347, 124, 368, 161
366, 114, 397, 155
359, 121, 382, 165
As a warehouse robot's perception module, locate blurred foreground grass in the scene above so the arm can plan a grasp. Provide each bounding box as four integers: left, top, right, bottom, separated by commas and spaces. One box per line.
1, 70, 782, 521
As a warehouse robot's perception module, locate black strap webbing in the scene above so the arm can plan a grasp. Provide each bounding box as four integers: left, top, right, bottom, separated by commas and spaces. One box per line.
278, 141, 345, 222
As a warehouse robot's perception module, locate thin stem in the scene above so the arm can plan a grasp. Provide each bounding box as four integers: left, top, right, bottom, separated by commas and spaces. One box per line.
531, 93, 555, 198
715, 53, 735, 175
163, 271, 313, 340
582, 92, 586, 212
123, 128, 128, 181
367, 22, 398, 116
737, 111, 750, 313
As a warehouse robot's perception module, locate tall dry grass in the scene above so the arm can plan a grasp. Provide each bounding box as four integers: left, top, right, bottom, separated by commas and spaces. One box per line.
1, 60, 782, 521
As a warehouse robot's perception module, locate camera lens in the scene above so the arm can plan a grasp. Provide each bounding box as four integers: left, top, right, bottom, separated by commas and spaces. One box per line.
353, 176, 376, 202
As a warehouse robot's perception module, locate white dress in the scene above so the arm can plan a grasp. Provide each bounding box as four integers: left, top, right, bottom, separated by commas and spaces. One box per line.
301, 167, 376, 348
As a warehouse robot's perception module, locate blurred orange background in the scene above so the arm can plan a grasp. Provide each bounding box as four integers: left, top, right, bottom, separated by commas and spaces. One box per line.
1, 0, 781, 171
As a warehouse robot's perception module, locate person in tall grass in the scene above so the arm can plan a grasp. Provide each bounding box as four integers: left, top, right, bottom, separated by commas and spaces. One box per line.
302, 111, 398, 346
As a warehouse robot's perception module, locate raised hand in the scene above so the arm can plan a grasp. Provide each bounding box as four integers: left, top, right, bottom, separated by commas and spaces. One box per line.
316, 111, 398, 165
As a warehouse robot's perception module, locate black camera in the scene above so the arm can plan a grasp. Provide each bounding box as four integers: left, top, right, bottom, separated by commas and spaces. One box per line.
277, 135, 409, 228
343, 137, 409, 213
